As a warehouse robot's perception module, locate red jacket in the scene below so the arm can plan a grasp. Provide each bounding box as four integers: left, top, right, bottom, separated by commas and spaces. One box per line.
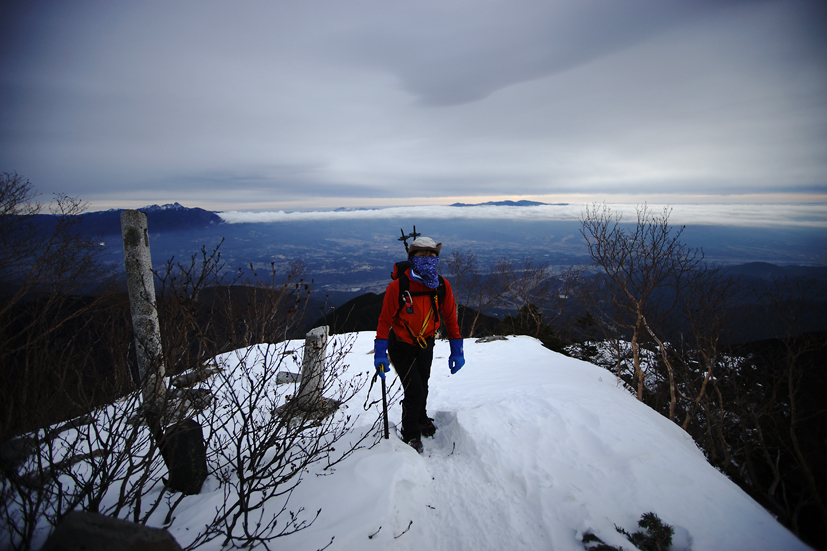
376, 269, 461, 345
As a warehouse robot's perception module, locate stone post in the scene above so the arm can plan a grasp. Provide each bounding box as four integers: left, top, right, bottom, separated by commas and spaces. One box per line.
121, 210, 167, 417
121, 211, 207, 495
295, 326, 329, 409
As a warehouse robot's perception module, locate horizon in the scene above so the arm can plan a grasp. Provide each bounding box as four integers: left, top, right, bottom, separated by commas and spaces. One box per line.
84, 200, 827, 229
81, 191, 827, 215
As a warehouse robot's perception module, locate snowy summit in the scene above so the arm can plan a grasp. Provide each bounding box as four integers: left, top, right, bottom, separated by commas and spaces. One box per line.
168, 333, 808, 551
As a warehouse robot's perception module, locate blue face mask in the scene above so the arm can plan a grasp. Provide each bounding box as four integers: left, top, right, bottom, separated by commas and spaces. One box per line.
410, 256, 440, 289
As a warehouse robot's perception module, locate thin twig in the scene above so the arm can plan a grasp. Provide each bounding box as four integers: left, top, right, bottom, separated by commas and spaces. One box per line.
394, 520, 413, 539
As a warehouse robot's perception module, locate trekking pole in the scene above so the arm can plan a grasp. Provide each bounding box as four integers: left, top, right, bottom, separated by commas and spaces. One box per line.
381, 373, 390, 439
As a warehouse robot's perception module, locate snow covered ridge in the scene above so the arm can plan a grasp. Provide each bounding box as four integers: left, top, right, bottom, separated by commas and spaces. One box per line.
257, 333, 808, 551
139, 202, 189, 212
9, 334, 809, 550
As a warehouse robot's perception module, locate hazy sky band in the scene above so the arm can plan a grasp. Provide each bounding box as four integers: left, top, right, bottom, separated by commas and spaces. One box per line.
1, 1, 826, 211
218, 203, 827, 228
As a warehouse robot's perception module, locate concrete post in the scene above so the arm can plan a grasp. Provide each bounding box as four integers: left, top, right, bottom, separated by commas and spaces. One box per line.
121, 211, 207, 495
121, 210, 167, 416
295, 326, 329, 409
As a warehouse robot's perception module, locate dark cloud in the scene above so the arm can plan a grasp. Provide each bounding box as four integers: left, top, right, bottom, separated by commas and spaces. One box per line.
337, 1, 766, 106
0, 0, 825, 210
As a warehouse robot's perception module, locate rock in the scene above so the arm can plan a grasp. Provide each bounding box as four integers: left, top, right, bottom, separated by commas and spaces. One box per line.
41, 511, 181, 551
160, 418, 208, 495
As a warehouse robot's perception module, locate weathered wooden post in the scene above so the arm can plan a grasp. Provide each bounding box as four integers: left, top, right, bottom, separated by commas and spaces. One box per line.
295, 326, 329, 410
121, 210, 167, 419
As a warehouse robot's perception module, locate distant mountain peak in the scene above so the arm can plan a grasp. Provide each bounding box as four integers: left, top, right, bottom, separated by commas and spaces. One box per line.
141, 202, 187, 212
332, 207, 374, 212
71, 202, 223, 235
450, 200, 565, 207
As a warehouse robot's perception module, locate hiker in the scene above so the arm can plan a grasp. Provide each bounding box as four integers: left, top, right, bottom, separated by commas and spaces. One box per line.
374, 236, 464, 453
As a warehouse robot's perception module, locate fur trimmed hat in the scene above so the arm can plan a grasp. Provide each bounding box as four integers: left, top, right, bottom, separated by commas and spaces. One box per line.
408, 236, 443, 257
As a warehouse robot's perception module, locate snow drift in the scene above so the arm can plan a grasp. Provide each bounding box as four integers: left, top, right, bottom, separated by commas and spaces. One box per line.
165, 332, 808, 551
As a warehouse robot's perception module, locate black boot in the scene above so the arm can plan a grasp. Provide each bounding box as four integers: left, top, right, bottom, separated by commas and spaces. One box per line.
407, 438, 423, 454
402, 433, 424, 454
420, 418, 436, 438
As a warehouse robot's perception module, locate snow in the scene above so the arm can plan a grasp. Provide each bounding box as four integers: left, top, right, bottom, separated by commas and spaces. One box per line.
141, 202, 187, 211
163, 332, 808, 551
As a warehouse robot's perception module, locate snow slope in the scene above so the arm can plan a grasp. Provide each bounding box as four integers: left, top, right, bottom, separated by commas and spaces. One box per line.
169, 333, 809, 551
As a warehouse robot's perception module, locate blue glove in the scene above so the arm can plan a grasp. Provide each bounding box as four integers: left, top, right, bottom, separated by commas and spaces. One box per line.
374, 339, 390, 379
449, 339, 465, 374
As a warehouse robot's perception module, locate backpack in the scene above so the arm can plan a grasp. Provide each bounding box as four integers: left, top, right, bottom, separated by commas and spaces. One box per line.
392, 260, 446, 325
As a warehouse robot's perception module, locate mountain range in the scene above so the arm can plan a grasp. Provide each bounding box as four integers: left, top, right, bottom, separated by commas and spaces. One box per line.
449, 200, 559, 207
32, 203, 827, 311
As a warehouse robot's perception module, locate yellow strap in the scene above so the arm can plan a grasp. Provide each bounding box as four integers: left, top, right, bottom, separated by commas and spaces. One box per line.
414, 308, 434, 347
399, 294, 439, 348
419, 307, 433, 334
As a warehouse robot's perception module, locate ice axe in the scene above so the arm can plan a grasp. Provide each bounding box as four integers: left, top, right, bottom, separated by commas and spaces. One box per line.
398, 226, 421, 254
380, 371, 390, 440
372, 365, 390, 439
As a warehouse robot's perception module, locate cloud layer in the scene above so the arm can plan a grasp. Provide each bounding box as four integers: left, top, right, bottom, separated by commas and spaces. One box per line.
218, 203, 827, 228
1, 1, 826, 211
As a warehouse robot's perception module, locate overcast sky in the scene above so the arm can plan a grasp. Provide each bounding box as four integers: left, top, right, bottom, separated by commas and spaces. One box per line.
1, 0, 826, 213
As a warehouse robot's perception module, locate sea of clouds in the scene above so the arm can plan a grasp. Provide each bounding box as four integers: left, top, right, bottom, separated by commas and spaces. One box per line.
218, 203, 827, 228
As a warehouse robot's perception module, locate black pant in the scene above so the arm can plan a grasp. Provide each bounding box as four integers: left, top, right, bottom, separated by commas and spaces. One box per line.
389, 331, 434, 441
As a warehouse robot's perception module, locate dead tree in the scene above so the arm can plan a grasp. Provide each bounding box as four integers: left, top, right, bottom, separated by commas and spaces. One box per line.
580, 203, 702, 418
493, 257, 553, 338
443, 250, 502, 337
742, 277, 827, 539
675, 263, 741, 431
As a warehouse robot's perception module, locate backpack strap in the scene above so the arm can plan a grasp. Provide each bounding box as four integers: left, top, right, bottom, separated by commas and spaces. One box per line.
394, 261, 445, 306
393, 261, 412, 311
410, 277, 445, 323
396, 266, 445, 323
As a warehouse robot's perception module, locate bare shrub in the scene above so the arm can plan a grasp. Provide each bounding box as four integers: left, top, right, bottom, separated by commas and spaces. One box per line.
443, 250, 503, 337
580, 203, 702, 416
0, 173, 120, 440
1, 178, 377, 549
